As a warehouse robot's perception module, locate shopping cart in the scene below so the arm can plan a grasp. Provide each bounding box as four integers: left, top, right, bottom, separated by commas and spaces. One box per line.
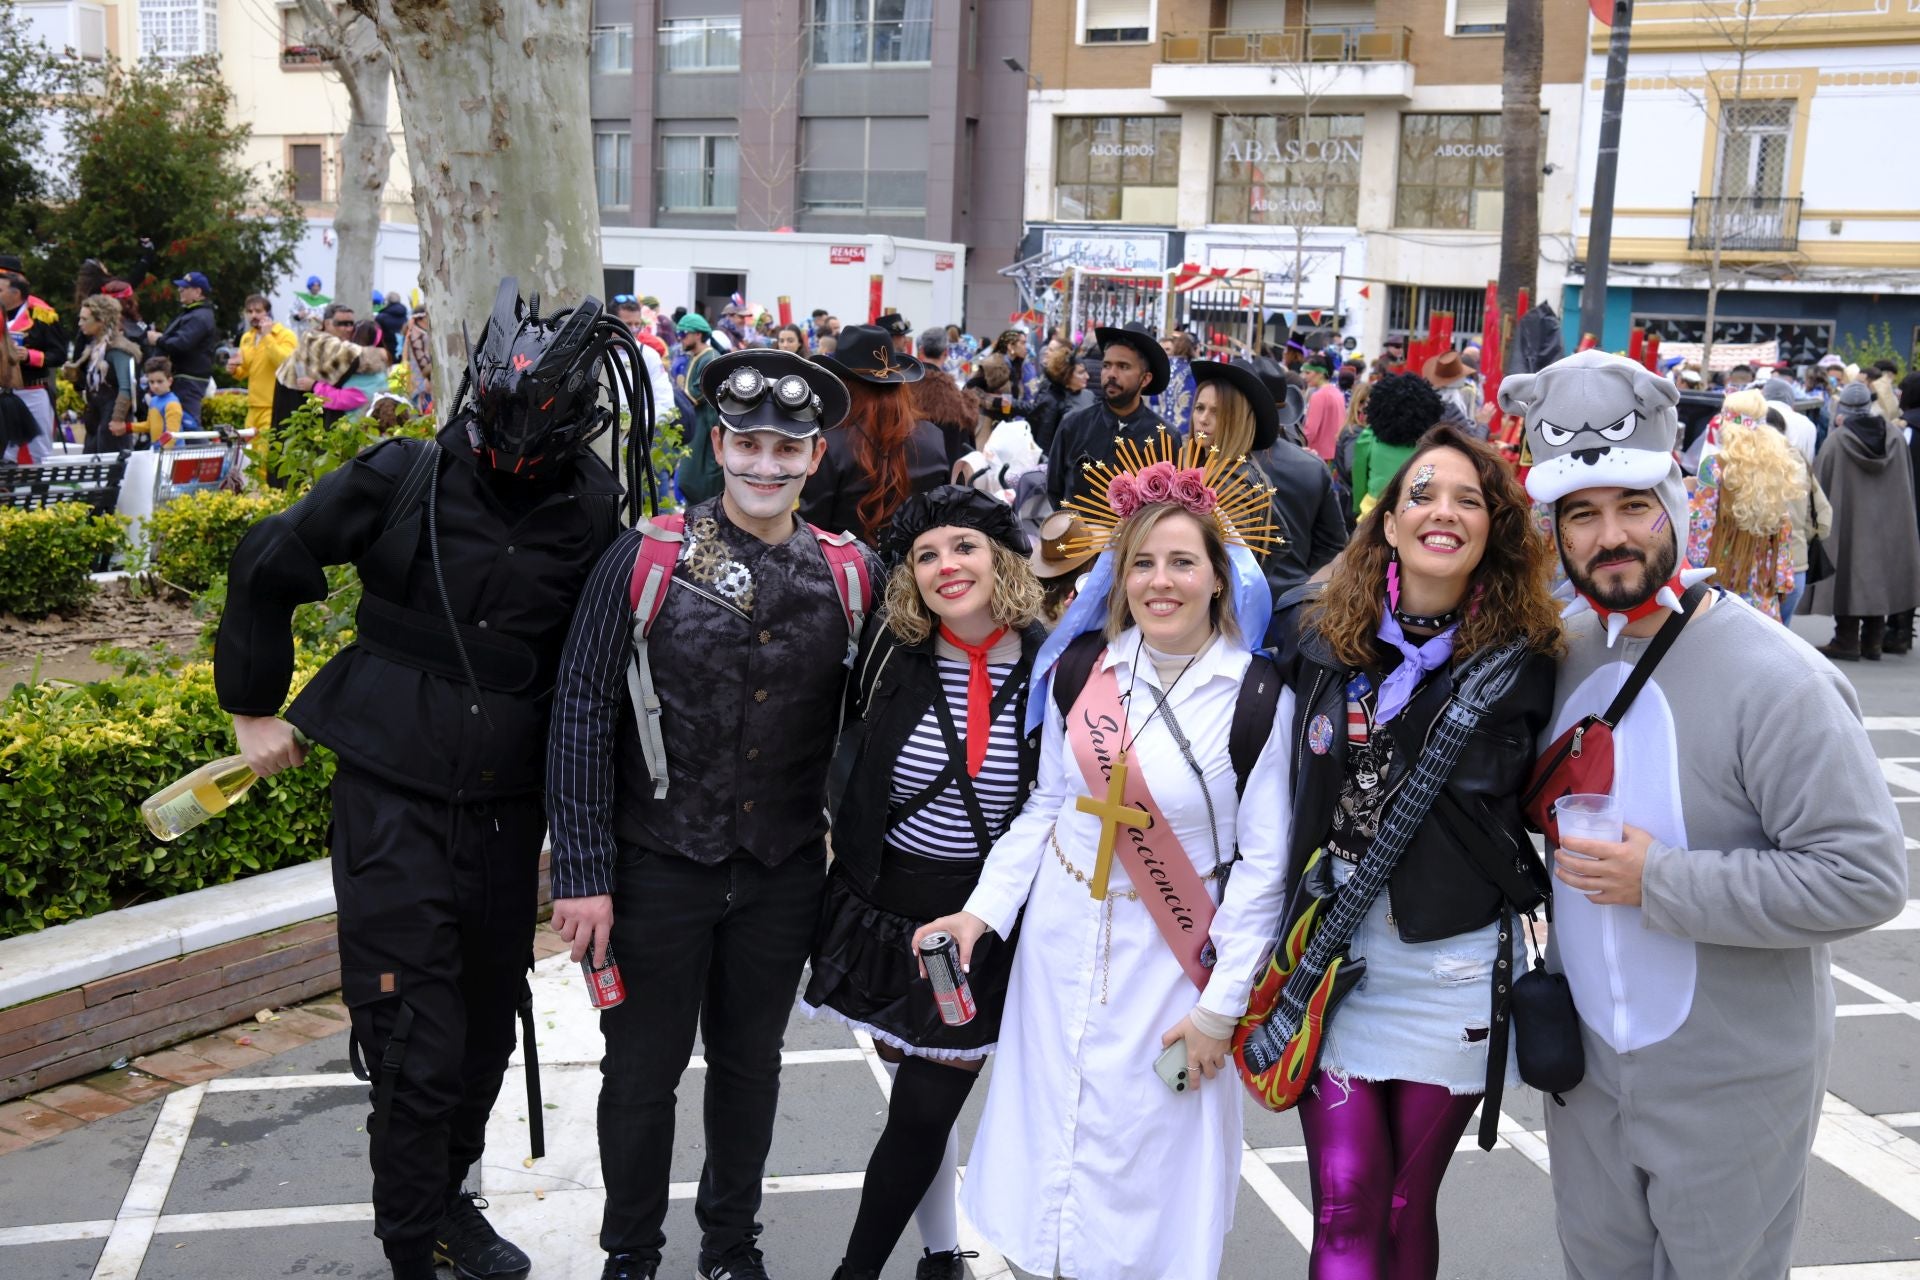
150, 427, 255, 508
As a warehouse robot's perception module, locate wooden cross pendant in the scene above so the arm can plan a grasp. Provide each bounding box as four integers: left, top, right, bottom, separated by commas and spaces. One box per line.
1075, 750, 1152, 900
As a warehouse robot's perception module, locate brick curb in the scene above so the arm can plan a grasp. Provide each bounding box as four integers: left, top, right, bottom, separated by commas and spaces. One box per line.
0, 920, 572, 1157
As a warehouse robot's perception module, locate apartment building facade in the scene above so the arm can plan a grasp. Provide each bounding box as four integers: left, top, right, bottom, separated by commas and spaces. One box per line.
588, 0, 1032, 327
1019, 0, 1593, 352
1566, 0, 1920, 363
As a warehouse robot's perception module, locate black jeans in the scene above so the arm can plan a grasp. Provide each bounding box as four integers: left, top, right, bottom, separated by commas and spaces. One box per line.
330, 767, 546, 1260
598, 846, 827, 1262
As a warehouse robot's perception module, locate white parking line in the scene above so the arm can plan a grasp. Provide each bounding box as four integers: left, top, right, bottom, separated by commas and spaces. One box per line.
1239, 1144, 1316, 1250
1813, 1094, 1920, 1224
90, 1083, 204, 1280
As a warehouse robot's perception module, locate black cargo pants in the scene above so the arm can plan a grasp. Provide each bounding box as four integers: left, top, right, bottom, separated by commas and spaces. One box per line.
329, 765, 546, 1260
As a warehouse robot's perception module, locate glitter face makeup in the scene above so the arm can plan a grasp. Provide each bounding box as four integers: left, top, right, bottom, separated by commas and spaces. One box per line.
1403, 463, 1435, 513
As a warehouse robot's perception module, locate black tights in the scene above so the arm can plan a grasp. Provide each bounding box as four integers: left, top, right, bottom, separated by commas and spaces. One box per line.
842, 1056, 979, 1271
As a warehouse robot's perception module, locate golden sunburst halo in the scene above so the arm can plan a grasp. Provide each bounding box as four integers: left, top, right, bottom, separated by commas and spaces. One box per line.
1058, 430, 1285, 558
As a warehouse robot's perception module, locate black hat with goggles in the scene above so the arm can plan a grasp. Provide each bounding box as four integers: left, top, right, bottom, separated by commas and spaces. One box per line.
700, 349, 850, 438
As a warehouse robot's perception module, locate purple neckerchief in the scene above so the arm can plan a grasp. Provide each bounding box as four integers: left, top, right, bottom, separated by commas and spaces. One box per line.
1374, 608, 1457, 725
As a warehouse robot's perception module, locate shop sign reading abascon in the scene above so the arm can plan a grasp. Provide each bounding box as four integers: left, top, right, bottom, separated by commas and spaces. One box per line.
1221, 137, 1363, 166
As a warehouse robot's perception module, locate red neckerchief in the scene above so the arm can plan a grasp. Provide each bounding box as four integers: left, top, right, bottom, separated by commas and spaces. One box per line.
1576, 572, 1685, 624
939, 623, 1008, 778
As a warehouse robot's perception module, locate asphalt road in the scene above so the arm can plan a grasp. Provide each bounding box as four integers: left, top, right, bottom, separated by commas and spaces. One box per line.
2, 614, 1916, 1280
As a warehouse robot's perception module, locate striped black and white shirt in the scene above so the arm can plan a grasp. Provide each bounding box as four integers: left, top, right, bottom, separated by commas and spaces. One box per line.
887, 656, 1026, 858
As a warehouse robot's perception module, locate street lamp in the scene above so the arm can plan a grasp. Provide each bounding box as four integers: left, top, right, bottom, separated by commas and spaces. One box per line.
1003, 55, 1044, 92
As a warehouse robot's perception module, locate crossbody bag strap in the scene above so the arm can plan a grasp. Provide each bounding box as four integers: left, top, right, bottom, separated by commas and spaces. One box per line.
1596, 582, 1707, 728
1521, 582, 1706, 816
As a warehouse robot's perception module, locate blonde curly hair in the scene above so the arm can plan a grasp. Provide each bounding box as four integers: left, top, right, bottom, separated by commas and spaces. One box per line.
884, 539, 1045, 645
1715, 418, 1803, 536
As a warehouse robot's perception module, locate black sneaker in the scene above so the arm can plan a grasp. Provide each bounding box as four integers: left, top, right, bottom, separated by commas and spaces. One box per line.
433, 1191, 531, 1278
696, 1242, 771, 1280
915, 1248, 978, 1280
602, 1254, 658, 1280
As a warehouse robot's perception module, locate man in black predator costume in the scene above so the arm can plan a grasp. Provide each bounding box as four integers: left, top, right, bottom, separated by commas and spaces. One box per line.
215, 276, 655, 1280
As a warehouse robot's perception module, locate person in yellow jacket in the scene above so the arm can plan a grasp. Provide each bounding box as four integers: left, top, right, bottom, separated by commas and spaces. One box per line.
227, 294, 298, 431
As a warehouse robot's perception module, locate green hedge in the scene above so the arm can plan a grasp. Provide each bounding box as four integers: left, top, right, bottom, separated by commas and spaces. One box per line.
148, 489, 289, 593
0, 659, 336, 937
0, 506, 130, 618
197, 393, 251, 430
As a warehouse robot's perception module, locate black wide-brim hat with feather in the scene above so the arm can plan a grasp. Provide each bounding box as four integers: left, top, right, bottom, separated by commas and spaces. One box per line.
879, 484, 1031, 568
1191, 358, 1280, 451
1094, 323, 1171, 397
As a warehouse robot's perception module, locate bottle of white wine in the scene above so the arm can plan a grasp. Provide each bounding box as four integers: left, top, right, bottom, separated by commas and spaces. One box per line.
141, 757, 259, 841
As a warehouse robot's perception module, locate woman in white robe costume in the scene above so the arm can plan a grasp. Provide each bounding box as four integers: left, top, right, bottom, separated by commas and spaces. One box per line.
919, 440, 1295, 1280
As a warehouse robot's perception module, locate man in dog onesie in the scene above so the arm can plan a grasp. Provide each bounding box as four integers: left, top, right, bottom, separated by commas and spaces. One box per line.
1498, 350, 1909, 1278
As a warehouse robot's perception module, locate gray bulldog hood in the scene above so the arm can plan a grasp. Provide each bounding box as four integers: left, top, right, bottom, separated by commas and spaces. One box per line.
1497, 350, 1711, 647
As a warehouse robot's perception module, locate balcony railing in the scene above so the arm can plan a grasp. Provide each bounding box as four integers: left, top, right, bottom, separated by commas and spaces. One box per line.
798, 168, 927, 215
1159, 25, 1413, 65
1689, 195, 1802, 252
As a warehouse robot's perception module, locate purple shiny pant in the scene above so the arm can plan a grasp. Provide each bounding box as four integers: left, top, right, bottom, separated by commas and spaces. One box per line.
1297, 1071, 1482, 1280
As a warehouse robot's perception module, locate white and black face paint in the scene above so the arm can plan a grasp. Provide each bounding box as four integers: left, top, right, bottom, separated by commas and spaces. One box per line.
720, 430, 817, 520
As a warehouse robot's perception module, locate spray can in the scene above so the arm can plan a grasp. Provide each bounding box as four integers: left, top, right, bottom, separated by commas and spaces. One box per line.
918, 930, 976, 1027
582, 943, 626, 1010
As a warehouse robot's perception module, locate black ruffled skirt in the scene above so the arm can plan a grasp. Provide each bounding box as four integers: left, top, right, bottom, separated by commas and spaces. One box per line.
802, 848, 1017, 1060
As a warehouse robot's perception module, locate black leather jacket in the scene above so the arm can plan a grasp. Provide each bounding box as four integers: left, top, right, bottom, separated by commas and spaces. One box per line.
1270, 592, 1555, 943
828, 619, 1046, 908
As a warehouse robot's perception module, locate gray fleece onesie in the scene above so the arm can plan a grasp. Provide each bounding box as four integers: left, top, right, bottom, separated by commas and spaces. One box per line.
1541, 590, 1908, 1279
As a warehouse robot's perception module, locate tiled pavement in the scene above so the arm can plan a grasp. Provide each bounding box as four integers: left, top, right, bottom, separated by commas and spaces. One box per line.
4, 619, 1920, 1280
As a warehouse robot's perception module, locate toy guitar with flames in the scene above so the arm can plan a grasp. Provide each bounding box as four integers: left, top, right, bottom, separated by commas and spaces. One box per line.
1233, 636, 1532, 1112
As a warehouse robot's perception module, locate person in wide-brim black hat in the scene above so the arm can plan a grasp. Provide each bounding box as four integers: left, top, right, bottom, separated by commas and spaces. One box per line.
700, 348, 851, 435
1094, 323, 1170, 398
1191, 358, 1280, 452
818, 324, 924, 385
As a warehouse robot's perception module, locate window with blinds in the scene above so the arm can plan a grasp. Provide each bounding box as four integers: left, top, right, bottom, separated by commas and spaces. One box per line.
1085, 0, 1150, 43
1452, 0, 1505, 34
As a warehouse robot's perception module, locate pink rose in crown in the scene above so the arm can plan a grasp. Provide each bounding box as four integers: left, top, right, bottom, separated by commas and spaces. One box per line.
1136, 461, 1178, 504
1107, 472, 1142, 518
1171, 467, 1217, 515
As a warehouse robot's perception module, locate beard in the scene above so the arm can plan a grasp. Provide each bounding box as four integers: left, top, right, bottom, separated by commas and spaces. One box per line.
722, 463, 810, 520
1563, 531, 1679, 612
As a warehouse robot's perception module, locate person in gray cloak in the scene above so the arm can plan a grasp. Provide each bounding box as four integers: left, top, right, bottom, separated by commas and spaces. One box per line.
1497, 350, 1909, 1280
1803, 380, 1920, 660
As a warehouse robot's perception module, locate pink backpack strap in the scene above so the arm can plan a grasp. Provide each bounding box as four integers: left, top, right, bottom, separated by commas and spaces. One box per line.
809, 524, 871, 639
626, 513, 686, 799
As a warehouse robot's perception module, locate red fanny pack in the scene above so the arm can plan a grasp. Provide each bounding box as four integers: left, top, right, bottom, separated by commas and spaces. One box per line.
1521, 585, 1704, 844
1522, 717, 1616, 846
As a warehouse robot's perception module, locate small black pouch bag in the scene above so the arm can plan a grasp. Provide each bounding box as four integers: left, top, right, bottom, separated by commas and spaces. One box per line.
1510, 913, 1584, 1101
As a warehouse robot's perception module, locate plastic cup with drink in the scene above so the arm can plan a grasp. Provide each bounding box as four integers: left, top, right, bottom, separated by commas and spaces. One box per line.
1555, 793, 1623, 845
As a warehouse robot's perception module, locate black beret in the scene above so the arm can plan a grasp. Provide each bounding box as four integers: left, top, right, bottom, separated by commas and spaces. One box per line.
879, 485, 1030, 567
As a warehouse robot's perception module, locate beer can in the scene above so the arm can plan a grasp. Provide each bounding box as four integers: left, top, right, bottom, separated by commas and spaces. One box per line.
582, 944, 626, 1010
918, 930, 976, 1027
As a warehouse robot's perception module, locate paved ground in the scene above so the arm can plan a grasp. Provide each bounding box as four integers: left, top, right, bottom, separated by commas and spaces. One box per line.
3, 615, 1920, 1280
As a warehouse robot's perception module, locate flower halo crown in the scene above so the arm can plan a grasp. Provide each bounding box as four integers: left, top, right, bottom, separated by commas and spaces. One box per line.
1059, 430, 1284, 558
